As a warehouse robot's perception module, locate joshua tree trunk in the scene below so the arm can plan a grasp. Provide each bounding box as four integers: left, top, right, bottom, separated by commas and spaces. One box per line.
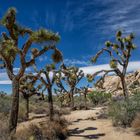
120, 76, 128, 99
9, 78, 19, 136
68, 93, 71, 107
60, 100, 63, 107
25, 97, 29, 120
70, 89, 74, 108
84, 93, 87, 109
47, 86, 54, 121
71, 94, 74, 108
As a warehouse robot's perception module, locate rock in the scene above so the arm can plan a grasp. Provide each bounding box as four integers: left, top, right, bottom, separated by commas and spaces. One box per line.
95, 69, 140, 96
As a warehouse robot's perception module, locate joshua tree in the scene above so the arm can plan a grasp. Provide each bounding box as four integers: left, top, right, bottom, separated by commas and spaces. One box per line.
55, 65, 84, 108
33, 63, 63, 121
0, 8, 61, 134
75, 86, 89, 109
89, 31, 136, 99
54, 88, 64, 107
19, 74, 45, 120
54, 88, 69, 107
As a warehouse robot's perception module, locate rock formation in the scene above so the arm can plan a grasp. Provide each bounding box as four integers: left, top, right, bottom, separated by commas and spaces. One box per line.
95, 70, 140, 96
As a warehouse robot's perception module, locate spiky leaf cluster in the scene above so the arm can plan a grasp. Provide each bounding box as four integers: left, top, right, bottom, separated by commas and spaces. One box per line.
20, 74, 43, 97
46, 63, 55, 72
30, 28, 60, 43
109, 59, 117, 69
51, 49, 63, 63
87, 74, 93, 82
0, 39, 18, 63
0, 7, 16, 26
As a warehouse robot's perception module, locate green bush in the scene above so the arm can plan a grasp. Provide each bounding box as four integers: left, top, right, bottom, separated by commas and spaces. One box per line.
18, 102, 27, 122
108, 92, 140, 127
87, 91, 112, 105
0, 95, 11, 115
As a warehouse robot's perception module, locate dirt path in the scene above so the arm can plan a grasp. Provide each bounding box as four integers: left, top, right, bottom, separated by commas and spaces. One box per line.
65, 107, 140, 140
16, 107, 140, 140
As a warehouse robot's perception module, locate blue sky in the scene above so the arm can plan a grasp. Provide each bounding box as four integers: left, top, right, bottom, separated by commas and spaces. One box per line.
0, 0, 140, 93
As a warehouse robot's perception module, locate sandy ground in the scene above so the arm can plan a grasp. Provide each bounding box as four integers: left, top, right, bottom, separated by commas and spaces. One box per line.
16, 107, 140, 140
65, 107, 140, 140
16, 113, 48, 133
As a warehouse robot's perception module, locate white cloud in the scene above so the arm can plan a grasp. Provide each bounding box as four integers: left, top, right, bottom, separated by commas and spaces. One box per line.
80, 61, 140, 75
0, 67, 33, 85
0, 61, 140, 85
0, 80, 11, 84
64, 59, 89, 66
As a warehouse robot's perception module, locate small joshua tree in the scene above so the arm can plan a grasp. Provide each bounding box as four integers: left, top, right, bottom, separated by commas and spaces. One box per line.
0, 8, 61, 134
33, 63, 62, 121
75, 86, 89, 109
55, 65, 84, 108
19, 74, 44, 120
54, 88, 65, 107
89, 31, 136, 99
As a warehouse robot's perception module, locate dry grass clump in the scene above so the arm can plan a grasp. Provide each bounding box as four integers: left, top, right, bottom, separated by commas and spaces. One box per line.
14, 124, 42, 140
18, 103, 27, 122
41, 115, 68, 140
29, 100, 49, 115
132, 113, 140, 135
15, 115, 68, 140
57, 107, 71, 115
32, 106, 49, 115
0, 113, 10, 140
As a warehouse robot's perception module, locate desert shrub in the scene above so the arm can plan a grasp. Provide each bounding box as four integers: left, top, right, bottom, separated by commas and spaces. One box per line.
0, 114, 9, 140
132, 113, 140, 135
29, 100, 49, 114
32, 106, 48, 114
14, 124, 43, 140
108, 92, 140, 127
42, 115, 68, 140
87, 91, 112, 106
18, 103, 27, 122
15, 115, 68, 140
0, 95, 11, 115
54, 107, 71, 116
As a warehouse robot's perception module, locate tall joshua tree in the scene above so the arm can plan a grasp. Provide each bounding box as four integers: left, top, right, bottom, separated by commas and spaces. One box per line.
19, 74, 44, 120
89, 31, 136, 99
55, 65, 84, 108
0, 8, 61, 134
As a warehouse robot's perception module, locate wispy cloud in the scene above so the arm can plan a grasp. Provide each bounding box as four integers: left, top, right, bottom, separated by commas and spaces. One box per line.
80, 61, 140, 75
0, 68, 32, 85
62, 0, 140, 37
0, 61, 140, 85
64, 58, 90, 66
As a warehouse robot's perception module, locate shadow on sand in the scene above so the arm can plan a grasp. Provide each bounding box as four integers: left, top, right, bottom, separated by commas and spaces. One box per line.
68, 127, 105, 139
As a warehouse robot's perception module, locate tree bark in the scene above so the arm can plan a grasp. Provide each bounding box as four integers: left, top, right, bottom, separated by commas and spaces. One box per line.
9, 78, 19, 136
120, 76, 128, 99
84, 93, 87, 109
70, 89, 74, 108
25, 97, 29, 120
47, 87, 54, 121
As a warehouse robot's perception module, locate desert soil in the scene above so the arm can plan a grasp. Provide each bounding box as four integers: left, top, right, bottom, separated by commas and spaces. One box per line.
65, 107, 140, 140
17, 107, 140, 140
